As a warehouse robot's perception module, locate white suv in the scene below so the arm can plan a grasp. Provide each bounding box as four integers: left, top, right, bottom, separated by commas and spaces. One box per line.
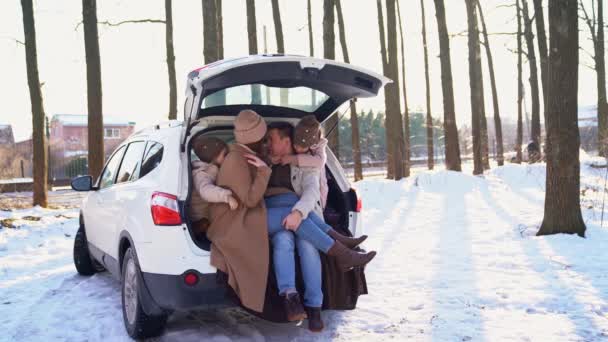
71, 55, 388, 339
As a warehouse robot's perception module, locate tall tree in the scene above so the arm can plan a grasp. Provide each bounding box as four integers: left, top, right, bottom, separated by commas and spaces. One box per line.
217, 0, 223, 60
307, 0, 314, 56
271, 0, 285, 53
538, 0, 585, 237
433, 0, 462, 171
522, 0, 541, 149
420, 0, 434, 170
385, 0, 406, 179
324, 0, 340, 159
82, 0, 104, 180
335, 0, 363, 181
21, 0, 48, 207
202, 0, 219, 63
464, 0, 484, 175
396, 0, 411, 177
307, 0, 317, 106
479, 76, 491, 170
532, 0, 548, 125
246, 0, 257, 54
477, 0, 504, 166
581, 0, 608, 157
246, 0, 261, 104
202, 0, 224, 105
165, 0, 177, 120
516, 0, 524, 163
376, 0, 395, 178
271, 0, 288, 106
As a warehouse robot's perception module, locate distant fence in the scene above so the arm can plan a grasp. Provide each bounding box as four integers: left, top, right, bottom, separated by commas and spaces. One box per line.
1, 149, 88, 189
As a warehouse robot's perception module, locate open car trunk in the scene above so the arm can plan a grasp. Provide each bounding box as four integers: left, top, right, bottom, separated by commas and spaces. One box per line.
184, 125, 368, 320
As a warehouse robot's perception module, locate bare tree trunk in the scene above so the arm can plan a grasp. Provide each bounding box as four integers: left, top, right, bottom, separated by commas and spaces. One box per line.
82, 0, 104, 181
538, 0, 585, 237
581, 0, 608, 157
532, 0, 548, 126
522, 0, 541, 149
217, 0, 223, 60
308, 0, 314, 56
396, 0, 410, 177
246, 0, 261, 104
271, 0, 285, 54
335, 0, 362, 180
271, 0, 288, 107
421, 0, 434, 170
377, 0, 394, 178
246, 0, 257, 54
516, 0, 523, 163
465, 0, 484, 175
324, 0, 340, 160
386, 0, 405, 180
477, 0, 504, 166
433, 0, 462, 172
202, 0, 219, 64
595, 0, 608, 157
479, 69, 490, 170
21, 0, 48, 207
598, 0, 608, 157
307, 0, 317, 106
165, 0, 177, 120
202, 0, 224, 105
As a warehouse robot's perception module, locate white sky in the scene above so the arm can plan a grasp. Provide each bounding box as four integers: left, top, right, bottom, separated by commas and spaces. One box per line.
0, 0, 600, 141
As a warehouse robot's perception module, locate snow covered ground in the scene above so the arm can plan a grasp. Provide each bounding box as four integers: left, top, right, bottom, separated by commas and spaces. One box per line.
1, 155, 608, 341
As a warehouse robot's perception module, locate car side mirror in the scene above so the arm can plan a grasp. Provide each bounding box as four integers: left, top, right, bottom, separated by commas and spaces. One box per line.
71, 175, 94, 192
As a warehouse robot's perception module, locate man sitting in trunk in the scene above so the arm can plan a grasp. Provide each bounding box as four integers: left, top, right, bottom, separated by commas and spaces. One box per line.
258, 122, 375, 332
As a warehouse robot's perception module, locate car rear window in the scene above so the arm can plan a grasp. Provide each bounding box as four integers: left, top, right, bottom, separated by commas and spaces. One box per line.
201, 85, 329, 112
115, 141, 146, 184
140, 142, 163, 178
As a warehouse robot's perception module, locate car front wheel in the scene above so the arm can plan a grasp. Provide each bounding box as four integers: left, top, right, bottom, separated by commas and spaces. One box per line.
121, 247, 167, 339
73, 224, 97, 276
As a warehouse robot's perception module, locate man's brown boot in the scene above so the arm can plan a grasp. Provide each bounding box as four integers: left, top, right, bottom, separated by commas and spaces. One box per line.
282, 292, 307, 322
305, 307, 324, 332
327, 229, 368, 249
327, 241, 377, 272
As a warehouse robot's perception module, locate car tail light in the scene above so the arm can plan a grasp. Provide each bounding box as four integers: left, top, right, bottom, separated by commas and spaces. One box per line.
351, 188, 362, 212
151, 192, 182, 226
183, 271, 199, 286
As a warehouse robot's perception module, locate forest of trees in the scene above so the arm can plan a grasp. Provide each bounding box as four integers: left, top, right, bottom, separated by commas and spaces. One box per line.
17, 0, 599, 237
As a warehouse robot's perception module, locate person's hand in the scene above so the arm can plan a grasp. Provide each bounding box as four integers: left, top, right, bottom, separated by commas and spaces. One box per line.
244, 153, 268, 168
227, 195, 238, 210
280, 154, 297, 166
282, 210, 303, 231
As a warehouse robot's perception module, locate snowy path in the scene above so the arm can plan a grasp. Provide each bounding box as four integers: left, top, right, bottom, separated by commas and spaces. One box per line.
1, 160, 608, 341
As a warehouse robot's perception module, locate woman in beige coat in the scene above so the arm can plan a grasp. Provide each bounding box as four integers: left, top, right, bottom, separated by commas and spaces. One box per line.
206, 110, 271, 313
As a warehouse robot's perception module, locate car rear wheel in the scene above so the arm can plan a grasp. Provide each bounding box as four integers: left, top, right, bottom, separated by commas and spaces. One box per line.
121, 247, 167, 339
73, 224, 97, 276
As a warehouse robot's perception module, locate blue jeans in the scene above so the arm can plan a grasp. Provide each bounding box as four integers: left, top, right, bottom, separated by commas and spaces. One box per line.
266, 193, 332, 307
265, 193, 334, 252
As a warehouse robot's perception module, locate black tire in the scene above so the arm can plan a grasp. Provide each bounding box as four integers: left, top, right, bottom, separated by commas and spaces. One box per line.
73, 224, 96, 276
121, 247, 167, 339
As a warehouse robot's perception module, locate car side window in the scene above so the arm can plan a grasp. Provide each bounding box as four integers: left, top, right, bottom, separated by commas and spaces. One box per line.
140, 142, 163, 178
115, 141, 146, 184
98, 146, 126, 189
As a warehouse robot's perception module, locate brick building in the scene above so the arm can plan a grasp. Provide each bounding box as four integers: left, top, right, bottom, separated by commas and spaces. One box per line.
49, 114, 136, 159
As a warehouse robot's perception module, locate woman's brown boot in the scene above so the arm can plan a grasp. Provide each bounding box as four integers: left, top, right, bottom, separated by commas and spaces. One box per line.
327, 241, 376, 272
327, 229, 368, 249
